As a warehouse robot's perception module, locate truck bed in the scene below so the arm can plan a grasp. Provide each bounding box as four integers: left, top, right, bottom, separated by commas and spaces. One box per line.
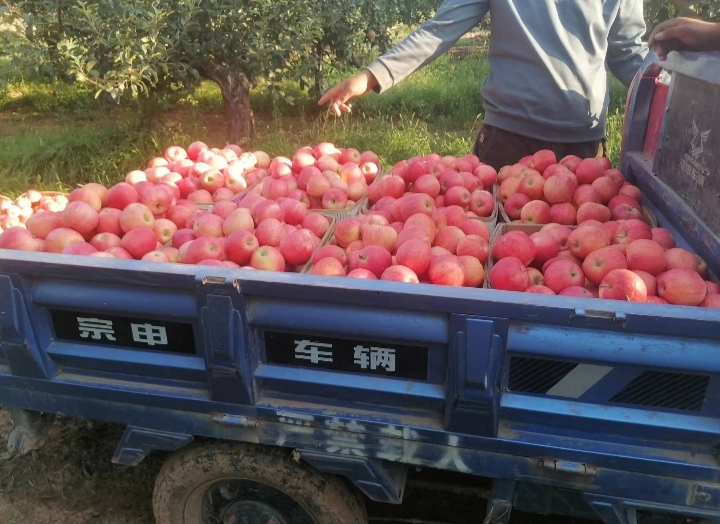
0, 52, 719, 523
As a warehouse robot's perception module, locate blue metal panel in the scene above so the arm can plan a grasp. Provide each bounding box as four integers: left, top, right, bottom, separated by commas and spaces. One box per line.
444, 316, 507, 437
0, 275, 54, 379
112, 426, 193, 466
300, 451, 407, 503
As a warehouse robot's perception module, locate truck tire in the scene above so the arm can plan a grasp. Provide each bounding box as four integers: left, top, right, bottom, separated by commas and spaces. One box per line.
152, 441, 367, 524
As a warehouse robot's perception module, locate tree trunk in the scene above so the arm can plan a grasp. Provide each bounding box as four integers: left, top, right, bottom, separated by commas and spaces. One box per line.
202, 63, 254, 143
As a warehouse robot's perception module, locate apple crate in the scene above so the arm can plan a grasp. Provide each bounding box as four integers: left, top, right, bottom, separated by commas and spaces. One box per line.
299, 216, 338, 274
485, 222, 577, 289
498, 198, 657, 229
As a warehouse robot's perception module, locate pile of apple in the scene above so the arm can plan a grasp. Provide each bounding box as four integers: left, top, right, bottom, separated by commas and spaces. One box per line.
488, 221, 719, 308
310, 199, 490, 286
125, 142, 271, 204
0, 191, 69, 230
0, 177, 334, 271
238, 145, 379, 211
367, 153, 497, 218
499, 150, 647, 226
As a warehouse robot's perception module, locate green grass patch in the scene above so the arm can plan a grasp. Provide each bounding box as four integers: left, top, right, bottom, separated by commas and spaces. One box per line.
0, 53, 629, 194
0, 119, 190, 195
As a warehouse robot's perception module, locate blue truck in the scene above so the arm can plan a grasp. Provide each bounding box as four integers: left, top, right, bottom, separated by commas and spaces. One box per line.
1, 52, 719, 524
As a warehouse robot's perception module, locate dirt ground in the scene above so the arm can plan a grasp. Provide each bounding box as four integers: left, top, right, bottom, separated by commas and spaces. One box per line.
0, 408, 161, 524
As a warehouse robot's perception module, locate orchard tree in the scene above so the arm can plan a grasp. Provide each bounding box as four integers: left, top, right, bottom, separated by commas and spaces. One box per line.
10, 0, 322, 141
645, 0, 720, 31
306, 0, 440, 96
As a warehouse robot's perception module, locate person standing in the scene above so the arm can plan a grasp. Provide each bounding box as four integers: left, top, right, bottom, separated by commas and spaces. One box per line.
319, 0, 648, 170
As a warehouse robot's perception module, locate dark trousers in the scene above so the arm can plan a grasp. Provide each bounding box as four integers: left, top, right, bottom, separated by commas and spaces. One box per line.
472, 124, 608, 171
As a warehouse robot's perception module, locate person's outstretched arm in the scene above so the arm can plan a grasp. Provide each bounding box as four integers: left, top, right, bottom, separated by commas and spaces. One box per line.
649, 18, 720, 60
606, 0, 649, 87
319, 0, 489, 115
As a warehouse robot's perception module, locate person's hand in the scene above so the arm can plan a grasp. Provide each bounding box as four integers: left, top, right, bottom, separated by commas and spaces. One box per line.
318, 70, 378, 116
649, 18, 720, 60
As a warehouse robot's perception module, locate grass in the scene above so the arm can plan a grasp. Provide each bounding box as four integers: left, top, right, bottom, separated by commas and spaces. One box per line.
0, 54, 628, 196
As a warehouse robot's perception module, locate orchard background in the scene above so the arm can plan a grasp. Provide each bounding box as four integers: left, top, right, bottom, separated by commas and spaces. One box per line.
0, 2, 718, 522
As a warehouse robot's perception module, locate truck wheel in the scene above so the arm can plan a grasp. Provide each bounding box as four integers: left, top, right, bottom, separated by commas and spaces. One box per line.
152, 442, 367, 524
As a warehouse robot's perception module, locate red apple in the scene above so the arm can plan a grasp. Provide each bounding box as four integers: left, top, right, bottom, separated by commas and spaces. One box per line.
490, 257, 531, 291
575, 158, 604, 184
193, 213, 224, 238
312, 257, 347, 276
625, 239, 666, 274
61, 201, 99, 235
517, 172, 545, 200
550, 203, 577, 225
576, 202, 611, 224
526, 285, 555, 295
441, 206, 466, 227
413, 174, 441, 198
492, 230, 536, 265
619, 184, 642, 202
253, 200, 283, 224
467, 190, 493, 217
302, 213, 330, 238
427, 255, 465, 286
363, 225, 398, 253
591, 176, 620, 203
651, 227, 676, 250
567, 226, 608, 259
474, 165, 498, 188
633, 270, 657, 296
544, 259, 585, 293
399, 193, 434, 221
529, 149, 557, 174
444, 186, 472, 208
529, 232, 560, 265
582, 246, 628, 285
657, 268, 706, 306
107, 183, 141, 210
69, 187, 102, 212
433, 226, 465, 255
172, 228, 195, 249
381, 265, 420, 283
249, 245, 285, 271
706, 281, 720, 295
223, 231, 258, 265
255, 218, 285, 247
457, 255, 485, 287
456, 235, 490, 264
0, 227, 41, 251
572, 185, 601, 208
520, 200, 551, 224
90, 232, 122, 251
498, 177, 521, 202
348, 245, 393, 277
558, 286, 593, 297
152, 218, 177, 245
62, 241, 97, 256
26, 211, 63, 239
121, 226, 158, 259
458, 219, 489, 241
504, 193, 530, 220
222, 204, 256, 236
379, 175, 406, 199
347, 268, 377, 279
405, 213, 437, 242
396, 238, 432, 275
313, 245, 346, 265
543, 173, 577, 204
614, 219, 652, 245
279, 229, 315, 266
599, 269, 647, 301
604, 169, 625, 189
